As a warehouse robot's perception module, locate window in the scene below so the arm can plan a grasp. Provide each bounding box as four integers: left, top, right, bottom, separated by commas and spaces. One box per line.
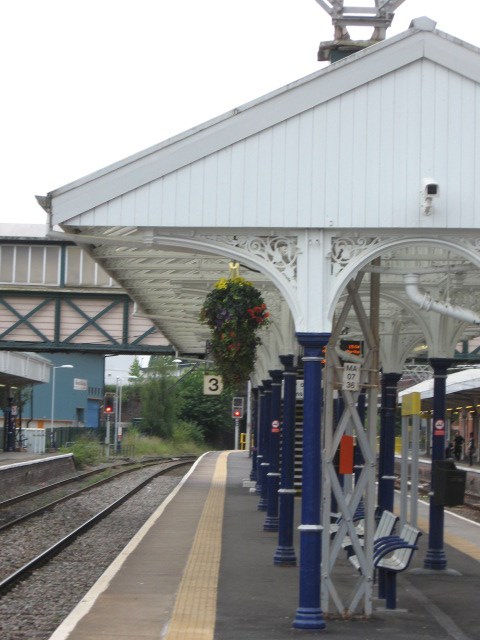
0, 245, 61, 285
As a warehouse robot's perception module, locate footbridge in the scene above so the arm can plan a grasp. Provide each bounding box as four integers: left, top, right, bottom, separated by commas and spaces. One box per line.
0, 225, 171, 356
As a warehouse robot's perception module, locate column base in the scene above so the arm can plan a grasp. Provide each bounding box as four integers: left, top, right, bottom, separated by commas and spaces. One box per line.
424, 548, 447, 570
263, 515, 279, 531
292, 607, 326, 630
257, 498, 267, 511
273, 545, 297, 565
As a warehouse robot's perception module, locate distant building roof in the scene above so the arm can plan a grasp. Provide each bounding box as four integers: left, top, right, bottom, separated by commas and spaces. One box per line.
399, 368, 480, 401
0, 223, 49, 239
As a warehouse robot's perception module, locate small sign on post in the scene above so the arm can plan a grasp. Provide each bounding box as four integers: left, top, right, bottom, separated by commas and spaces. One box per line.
342, 362, 361, 391
203, 374, 223, 395
271, 419, 280, 433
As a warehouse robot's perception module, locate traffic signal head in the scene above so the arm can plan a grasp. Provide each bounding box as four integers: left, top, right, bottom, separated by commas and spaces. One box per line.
232, 397, 244, 419
104, 394, 115, 415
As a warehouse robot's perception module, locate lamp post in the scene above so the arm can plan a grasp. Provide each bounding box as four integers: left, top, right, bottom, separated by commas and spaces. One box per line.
50, 364, 74, 449
108, 374, 138, 453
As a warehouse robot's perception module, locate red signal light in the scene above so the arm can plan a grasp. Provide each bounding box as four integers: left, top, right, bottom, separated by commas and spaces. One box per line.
231, 397, 244, 419
103, 394, 115, 415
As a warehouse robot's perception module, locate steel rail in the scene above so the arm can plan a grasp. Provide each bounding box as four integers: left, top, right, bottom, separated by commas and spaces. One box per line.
0, 457, 195, 533
0, 458, 194, 596
0, 455, 182, 509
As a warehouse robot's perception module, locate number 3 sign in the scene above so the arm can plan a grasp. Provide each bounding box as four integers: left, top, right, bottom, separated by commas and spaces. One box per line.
203, 375, 224, 395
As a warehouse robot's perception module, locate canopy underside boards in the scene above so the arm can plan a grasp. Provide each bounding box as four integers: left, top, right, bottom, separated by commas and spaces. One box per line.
57, 222, 480, 368
79, 232, 284, 358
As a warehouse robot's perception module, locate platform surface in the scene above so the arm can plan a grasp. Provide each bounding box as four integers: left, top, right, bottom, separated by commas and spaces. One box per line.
48, 450, 480, 640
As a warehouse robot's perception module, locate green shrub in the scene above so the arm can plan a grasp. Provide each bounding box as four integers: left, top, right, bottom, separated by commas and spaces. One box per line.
172, 421, 204, 445
60, 437, 102, 469
122, 431, 171, 457
122, 422, 208, 457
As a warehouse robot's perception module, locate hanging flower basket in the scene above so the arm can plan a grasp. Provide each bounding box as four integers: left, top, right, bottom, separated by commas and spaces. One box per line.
200, 276, 270, 387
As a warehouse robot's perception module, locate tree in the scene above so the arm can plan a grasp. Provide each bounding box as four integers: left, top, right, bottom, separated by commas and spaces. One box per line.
177, 368, 234, 448
129, 355, 143, 379
140, 356, 179, 438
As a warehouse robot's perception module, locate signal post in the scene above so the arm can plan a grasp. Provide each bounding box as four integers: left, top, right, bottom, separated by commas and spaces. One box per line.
103, 392, 115, 459
232, 397, 244, 450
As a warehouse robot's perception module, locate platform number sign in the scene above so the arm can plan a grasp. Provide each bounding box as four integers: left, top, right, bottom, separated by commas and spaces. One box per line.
342, 362, 361, 392
203, 374, 224, 395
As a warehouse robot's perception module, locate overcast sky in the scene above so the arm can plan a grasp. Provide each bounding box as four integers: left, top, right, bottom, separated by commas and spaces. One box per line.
2, 0, 480, 227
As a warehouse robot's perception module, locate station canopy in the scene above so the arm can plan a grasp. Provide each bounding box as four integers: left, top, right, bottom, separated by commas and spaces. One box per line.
39, 20, 480, 374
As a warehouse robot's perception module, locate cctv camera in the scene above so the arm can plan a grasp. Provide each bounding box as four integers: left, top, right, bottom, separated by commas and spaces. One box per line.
422, 178, 439, 197
420, 178, 439, 215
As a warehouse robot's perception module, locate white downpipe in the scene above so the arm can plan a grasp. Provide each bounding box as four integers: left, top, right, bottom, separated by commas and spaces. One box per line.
404, 273, 480, 325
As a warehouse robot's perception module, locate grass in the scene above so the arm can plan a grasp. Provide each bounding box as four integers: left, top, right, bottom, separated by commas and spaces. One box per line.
59, 437, 102, 469
123, 424, 208, 458
60, 425, 208, 468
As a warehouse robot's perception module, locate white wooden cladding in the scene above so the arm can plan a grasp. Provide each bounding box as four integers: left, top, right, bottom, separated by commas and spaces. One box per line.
71, 60, 480, 231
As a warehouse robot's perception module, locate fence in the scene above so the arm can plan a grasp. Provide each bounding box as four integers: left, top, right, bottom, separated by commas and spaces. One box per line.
1, 425, 134, 458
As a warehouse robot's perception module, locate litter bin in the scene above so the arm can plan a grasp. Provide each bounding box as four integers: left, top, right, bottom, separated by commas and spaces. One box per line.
433, 460, 466, 507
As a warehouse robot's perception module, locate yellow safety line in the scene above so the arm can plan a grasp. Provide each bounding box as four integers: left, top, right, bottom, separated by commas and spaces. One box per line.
416, 512, 480, 562
164, 451, 229, 640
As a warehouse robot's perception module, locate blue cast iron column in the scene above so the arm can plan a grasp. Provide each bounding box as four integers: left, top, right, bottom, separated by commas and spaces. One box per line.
250, 387, 259, 480
258, 381, 272, 511
292, 332, 330, 631
255, 386, 265, 496
424, 357, 451, 570
264, 370, 283, 531
378, 372, 402, 514
274, 354, 297, 565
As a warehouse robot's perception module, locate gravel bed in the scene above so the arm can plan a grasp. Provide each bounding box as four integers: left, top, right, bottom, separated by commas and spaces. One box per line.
0, 469, 184, 639
0, 468, 126, 527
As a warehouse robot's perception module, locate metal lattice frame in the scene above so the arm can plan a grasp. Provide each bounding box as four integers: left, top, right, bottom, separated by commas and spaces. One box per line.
321, 271, 379, 616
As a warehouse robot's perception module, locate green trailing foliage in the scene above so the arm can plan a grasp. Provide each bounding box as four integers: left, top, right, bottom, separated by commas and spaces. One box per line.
199, 276, 270, 386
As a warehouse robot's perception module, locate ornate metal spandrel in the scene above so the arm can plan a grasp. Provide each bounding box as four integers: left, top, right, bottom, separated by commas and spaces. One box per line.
330, 236, 384, 274
198, 234, 298, 284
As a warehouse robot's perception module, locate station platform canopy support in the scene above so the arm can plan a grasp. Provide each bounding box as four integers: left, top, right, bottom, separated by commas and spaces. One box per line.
0, 352, 52, 452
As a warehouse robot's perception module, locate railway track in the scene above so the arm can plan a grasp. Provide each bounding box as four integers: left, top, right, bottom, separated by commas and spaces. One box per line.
0, 456, 193, 530
0, 457, 194, 597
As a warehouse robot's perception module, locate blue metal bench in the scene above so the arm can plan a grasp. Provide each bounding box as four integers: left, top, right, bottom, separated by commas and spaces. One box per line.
346, 510, 398, 566
373, 523, 422, 609
329, 502, 365, 538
